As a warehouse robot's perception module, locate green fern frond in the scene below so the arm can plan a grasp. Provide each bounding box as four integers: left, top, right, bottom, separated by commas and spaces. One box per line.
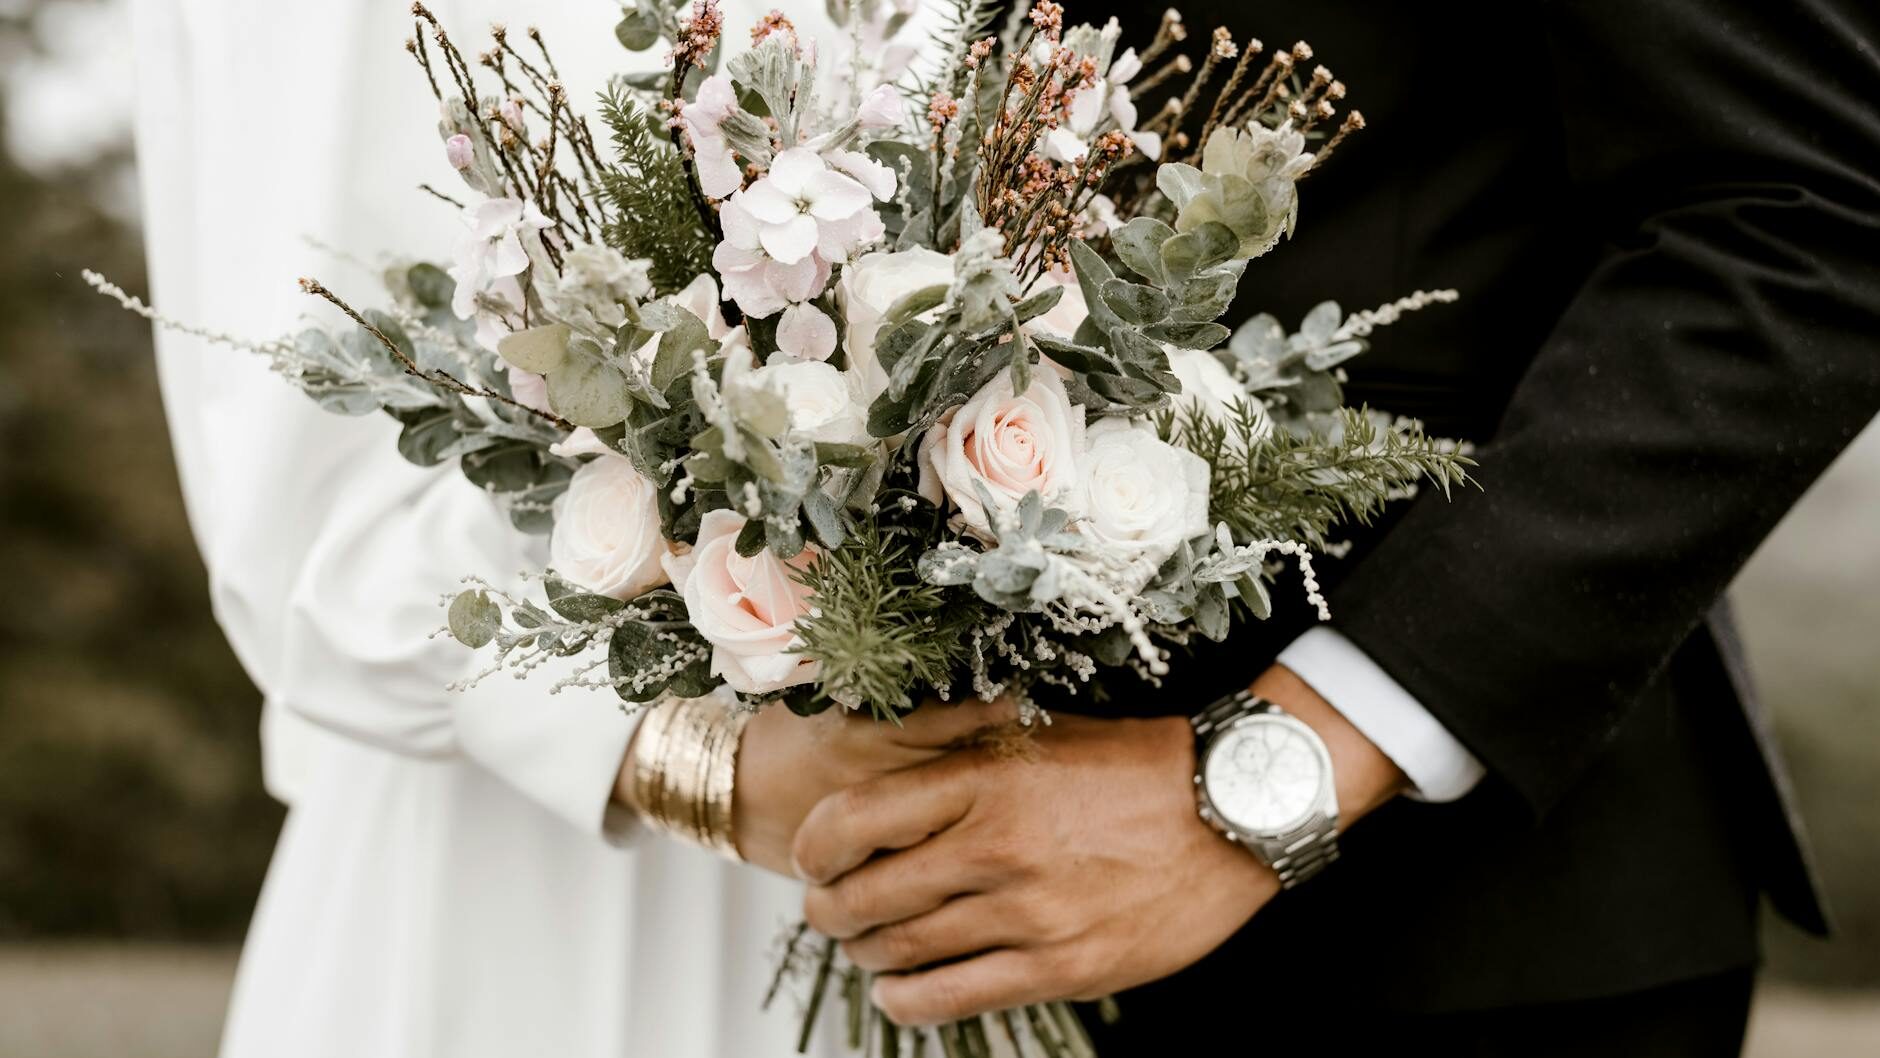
595, 84, 715, 294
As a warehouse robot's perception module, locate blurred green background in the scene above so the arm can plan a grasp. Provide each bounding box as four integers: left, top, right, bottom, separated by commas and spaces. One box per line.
0, 1, 1874, 1054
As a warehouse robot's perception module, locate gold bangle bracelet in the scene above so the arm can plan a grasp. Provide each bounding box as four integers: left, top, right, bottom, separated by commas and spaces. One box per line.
628, 695, 749, 860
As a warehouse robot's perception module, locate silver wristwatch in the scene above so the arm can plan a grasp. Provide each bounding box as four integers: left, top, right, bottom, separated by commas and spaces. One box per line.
1191, 690, 1340, 888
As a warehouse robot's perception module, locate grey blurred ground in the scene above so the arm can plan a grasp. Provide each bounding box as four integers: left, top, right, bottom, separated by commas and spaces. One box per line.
0, 0, 1876, 1055
0, 941, 1877, 1057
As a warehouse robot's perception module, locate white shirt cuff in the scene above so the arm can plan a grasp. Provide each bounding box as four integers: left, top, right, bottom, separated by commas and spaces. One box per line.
1277, 627, 1486, 802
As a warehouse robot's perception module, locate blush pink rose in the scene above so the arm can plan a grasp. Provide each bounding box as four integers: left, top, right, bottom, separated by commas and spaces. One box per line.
916, 366, 1087, 538
662, 509, 821, 694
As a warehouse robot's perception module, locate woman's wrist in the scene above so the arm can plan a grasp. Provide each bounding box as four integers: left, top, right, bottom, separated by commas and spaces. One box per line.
616, 695, 751, 859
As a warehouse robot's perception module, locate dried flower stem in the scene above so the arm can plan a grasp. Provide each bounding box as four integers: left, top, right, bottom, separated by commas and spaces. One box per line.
298, 277, 574, 431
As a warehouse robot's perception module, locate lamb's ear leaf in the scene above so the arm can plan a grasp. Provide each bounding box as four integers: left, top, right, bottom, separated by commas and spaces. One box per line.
1112, 217, 1175, 285
883, 284, 950, 329
1069, 240, 1123, 331
1012, 284, 1066, 324
1160, 221, 1238, 280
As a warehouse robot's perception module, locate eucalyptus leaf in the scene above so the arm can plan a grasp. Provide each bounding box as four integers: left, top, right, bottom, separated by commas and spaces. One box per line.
545, 576, 626, 622
497, 323, 572, 374
1147, 320, 1233, 350
614, 8, 661, 50
546, 341, 635, 428
406, 263, 455, 308
447, 590, 501, 648
801, 486, 846, 549
395, 408, 462, 467
1155, 163, 1205, 209
735, 515, 768, 556
653, 313, 714, 392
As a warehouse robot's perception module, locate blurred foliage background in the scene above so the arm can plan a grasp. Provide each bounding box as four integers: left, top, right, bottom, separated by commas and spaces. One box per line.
0, 0, 282, 941
0, 1, 1873, 1052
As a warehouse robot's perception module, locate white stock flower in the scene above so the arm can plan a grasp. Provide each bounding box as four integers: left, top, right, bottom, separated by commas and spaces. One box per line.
662, 509, 820, 694
916, 366, 1087, 538
776, 302, 838, 361
713, 149, 897, 319
681, 73, 745, 199
1042, 47, 1161, 165
448, 197, 552, 318
856, 84, 907, 130
549, 451, 673, 601
714, 196, 831, 318
838, 247, 955, 404
1077, 417, 1211, 587
734, 148, 883, 265
453, 273, 525, 353
706, 194, 827, 319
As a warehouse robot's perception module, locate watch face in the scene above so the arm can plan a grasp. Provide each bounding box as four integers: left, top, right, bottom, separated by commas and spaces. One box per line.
1203, 716, 1327, 835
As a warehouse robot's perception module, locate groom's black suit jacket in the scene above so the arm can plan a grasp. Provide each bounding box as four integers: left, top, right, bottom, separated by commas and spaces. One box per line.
1082, 0, 1880, 1020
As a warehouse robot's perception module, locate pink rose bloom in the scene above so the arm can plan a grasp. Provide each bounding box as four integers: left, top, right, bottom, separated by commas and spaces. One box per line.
663, 509, 821, 694
917, 366, 1088, 538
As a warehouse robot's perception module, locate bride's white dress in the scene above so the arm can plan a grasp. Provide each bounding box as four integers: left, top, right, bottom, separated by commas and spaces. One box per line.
129, 1, 844, 1054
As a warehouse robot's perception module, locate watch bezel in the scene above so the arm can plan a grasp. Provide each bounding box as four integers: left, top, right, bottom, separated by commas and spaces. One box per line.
1196, 711, 1336, 839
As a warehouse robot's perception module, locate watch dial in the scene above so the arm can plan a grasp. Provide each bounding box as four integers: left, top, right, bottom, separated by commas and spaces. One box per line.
1204, 718, 1325, 834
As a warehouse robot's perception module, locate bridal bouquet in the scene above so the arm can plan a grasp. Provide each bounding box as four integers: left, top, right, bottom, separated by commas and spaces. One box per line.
95, 0, 1470, 1051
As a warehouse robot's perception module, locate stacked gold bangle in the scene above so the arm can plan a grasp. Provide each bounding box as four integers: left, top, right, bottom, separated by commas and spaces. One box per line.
627, 695, 751, 860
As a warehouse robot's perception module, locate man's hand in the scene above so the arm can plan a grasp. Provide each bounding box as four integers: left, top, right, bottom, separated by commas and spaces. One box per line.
617, 694, 1019, 877
791, 665, 1408, 1026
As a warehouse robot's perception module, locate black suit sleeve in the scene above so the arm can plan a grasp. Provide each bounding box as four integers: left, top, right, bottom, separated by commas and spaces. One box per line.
1328, 0, 1880, 816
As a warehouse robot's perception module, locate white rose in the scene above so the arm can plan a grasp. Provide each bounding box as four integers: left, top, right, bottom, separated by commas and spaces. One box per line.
549, 453, 673, 600
916, 366, 1086, 538
1078, 417, 1212, 587
662, 509, 820, 695
837, 247, 955, 404
1167, 347, 1273, 443
1029, 269, 1091, 342
735, 358, 871, 445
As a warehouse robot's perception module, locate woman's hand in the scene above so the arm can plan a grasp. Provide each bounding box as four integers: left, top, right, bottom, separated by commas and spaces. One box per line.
618, 695, 1019, 877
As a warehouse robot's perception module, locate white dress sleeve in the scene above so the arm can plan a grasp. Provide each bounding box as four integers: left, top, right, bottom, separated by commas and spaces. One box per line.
131, 0, 646, 841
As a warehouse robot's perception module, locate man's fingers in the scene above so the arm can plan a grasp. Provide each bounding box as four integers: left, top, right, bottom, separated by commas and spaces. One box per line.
871, 948, 1067, 1027
885, 695, 1021, 750
803, 840, 989, 939
839, 893, 1019, 972
791, 759, 976, 884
